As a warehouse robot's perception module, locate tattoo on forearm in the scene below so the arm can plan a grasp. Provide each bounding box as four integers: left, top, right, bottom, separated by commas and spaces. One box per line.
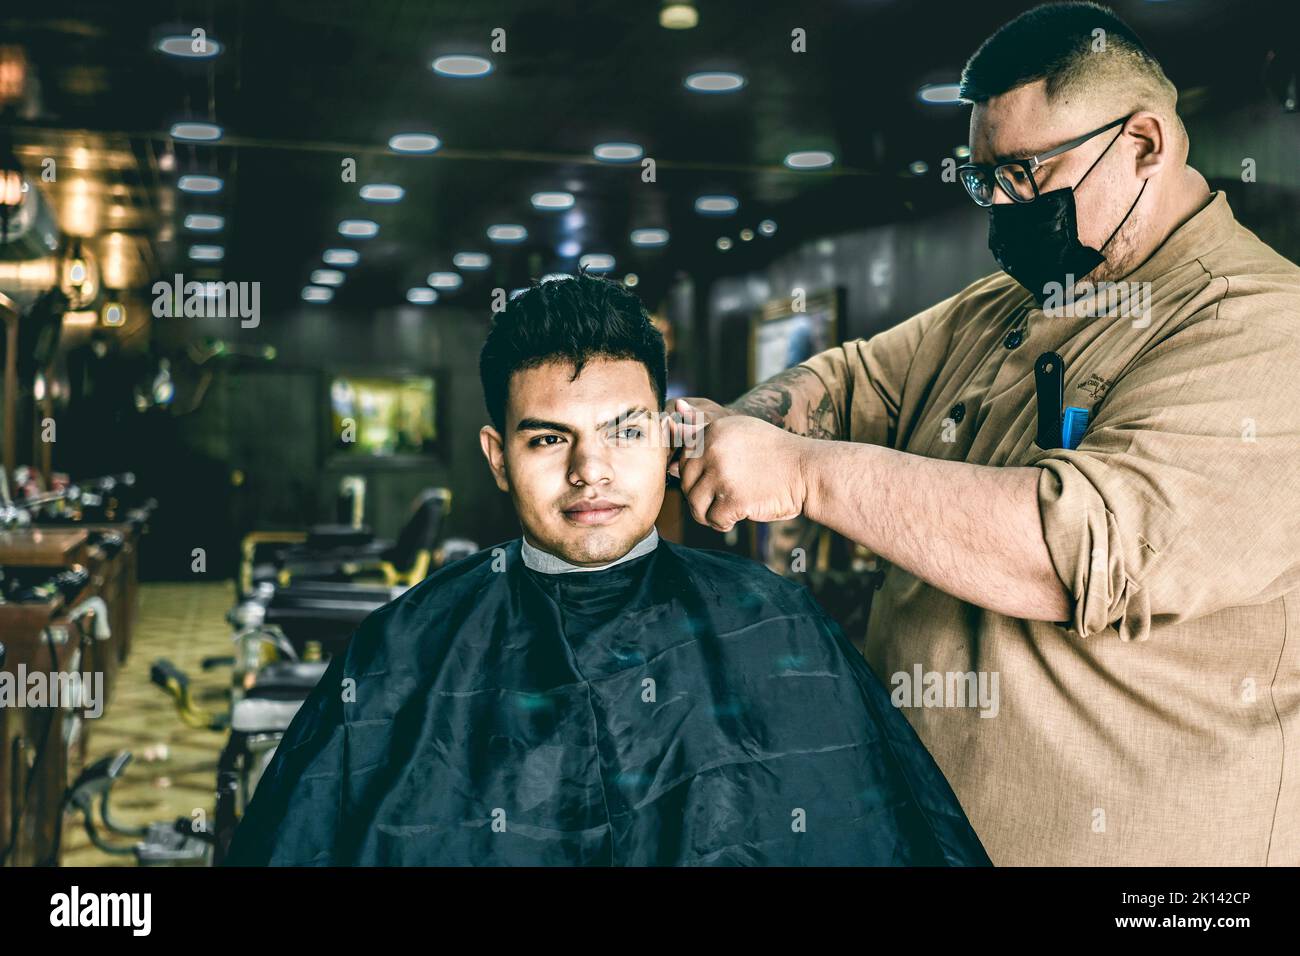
729, 366, 841, 439
806, 389, 840, 440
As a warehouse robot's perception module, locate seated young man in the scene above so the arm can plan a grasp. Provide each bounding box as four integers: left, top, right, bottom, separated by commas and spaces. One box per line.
224, 272, 989, 867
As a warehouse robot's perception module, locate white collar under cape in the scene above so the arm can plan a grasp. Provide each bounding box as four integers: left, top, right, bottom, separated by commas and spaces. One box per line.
520, 528, 660, 574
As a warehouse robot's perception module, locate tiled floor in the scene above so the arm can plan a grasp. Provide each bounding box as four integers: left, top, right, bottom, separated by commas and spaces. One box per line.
59, 582, 236, 866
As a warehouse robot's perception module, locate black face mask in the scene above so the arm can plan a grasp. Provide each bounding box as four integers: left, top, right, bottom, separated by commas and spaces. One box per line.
987, 129, 1147, 307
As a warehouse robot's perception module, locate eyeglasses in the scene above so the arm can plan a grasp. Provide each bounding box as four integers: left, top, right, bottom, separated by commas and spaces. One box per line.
956, 115, 1131, 207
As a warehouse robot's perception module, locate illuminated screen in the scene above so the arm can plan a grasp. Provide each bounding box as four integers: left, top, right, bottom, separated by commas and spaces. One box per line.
329, 375, 436, 455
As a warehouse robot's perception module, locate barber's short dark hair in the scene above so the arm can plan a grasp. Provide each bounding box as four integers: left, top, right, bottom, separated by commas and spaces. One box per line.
960, 2, 1170, 105
478, 268, 668, 430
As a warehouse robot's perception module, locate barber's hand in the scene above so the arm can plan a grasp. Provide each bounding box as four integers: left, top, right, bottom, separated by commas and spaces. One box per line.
667, 399, 810, 533
663, 395, 732, 425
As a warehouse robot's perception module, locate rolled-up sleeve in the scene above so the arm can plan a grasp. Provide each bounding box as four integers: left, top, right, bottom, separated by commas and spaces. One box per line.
1030, 305, 1300, 641
798, 292, 955, 447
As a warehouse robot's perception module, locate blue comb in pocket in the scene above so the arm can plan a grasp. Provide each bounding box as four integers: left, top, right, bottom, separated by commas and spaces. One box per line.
1061, 406, 1090, 450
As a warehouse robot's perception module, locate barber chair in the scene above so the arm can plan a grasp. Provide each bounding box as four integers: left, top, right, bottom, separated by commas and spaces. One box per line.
242, 487, 452, 596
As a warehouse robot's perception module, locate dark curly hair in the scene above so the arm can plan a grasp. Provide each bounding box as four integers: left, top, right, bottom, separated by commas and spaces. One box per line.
478, 267, 667, 430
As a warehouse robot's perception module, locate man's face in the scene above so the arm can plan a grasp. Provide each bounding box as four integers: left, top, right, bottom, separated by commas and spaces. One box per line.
969, 80, 1137, 260
479, 357, 669, 567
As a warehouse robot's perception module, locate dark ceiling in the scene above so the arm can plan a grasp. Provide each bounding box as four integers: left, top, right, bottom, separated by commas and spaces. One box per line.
3, 0, 1295, 313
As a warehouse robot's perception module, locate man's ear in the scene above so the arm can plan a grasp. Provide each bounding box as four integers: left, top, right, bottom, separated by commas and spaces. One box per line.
479, 425, 510, 493
1127, 111, 1167, 179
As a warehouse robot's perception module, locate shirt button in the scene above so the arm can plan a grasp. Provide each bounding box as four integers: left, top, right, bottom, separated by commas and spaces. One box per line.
1003, 328, 1024, 349
950, 402, 965, 423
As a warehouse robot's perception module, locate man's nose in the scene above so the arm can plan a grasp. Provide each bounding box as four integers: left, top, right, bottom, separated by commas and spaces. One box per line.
568, 438, 614, 486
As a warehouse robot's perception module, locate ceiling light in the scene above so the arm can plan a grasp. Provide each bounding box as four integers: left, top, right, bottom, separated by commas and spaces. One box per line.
660, 3, 699, 29
593, 142, 643, 163
189, 244, 224, 261
716, 237, 733, 251
323, 248, 360, 266
170, 122, 223, 142
695, 195, 739, 216
453, 252, 490, 270
339, 219, 379, 238
758, 219, 777, 236
909, 160, 929, 176
311, 269, 345, 286
630, 228, 669, 247
918, 83, 962, 104
685, 71, 746, 93
740, 228, 754, 241
623, 272, 639, 286
783, 150, 835, 170
360, 183, 404, 202
407, 288, 438, 304
954, 145, 972, 159
102, 302, 127, 326
579, 253, 614, 272
531, 191, 575, 210
558, 240, 580, 258
431, 55, 493, 77
427, 272, 462, 290
178, 174, 223, 194
388, 132, 442, 154
302, 286, 333, 303
183, 213, 224, 232
487, 224, 527, 243
156, 35, 223, 58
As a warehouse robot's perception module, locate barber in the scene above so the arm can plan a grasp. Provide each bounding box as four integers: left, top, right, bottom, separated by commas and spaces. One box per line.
669, 2, 1300, 866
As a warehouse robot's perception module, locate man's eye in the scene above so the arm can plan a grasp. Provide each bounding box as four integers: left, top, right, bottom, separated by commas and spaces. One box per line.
615, 427, 645, 443
529, 434, 564, 447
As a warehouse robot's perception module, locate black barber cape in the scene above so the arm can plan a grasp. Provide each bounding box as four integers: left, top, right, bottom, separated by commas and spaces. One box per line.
224, 539, 990, 866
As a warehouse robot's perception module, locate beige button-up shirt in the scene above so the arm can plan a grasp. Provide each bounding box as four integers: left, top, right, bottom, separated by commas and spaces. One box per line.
800, 192, 1300, 865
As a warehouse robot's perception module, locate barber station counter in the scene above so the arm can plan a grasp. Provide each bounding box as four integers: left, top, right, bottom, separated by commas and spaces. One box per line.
0, 523, 141, 866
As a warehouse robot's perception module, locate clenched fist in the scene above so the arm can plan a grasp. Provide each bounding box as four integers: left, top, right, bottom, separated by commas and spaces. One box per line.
666, 399, 811, 532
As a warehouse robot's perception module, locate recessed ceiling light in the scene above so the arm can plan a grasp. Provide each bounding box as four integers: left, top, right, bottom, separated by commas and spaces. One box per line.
783, 150, 835, 170
531, 191, 575, 210
189, 244, 224, 261
339, 219, 379, 238
630, 228, 669, 247
623, 272, 639, 286
487, 224, 527, 243
758, 219, 777, 236
360, 183, 404, 202
740, 228, 754, 241
302, 286, 333, 303
954, 144, 972, 159
311, 269, 345, 286
593, 142, 643, 163
918, 83, 962, 104
388, 132, 442, 154
453, 252, 490, 270
716, 237, 733, 251
170, 122, 223, 142
427, 272, 463, 290
558, 240, 580, 258
323, 248, 360, 266
156, 35, 223, 58
407, 288, 438, 304
695, 195, 739, 216
660, 3, 699, 29
909, 160, 930, 176
178, 174, 223, 194
579, 253, 615, 272
431, 55, 493, 77
183, 213, 224, 232
684, 71, 746, 93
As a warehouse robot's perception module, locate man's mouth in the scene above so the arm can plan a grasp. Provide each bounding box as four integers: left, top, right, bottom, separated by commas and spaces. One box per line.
561, 498, 626, 526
